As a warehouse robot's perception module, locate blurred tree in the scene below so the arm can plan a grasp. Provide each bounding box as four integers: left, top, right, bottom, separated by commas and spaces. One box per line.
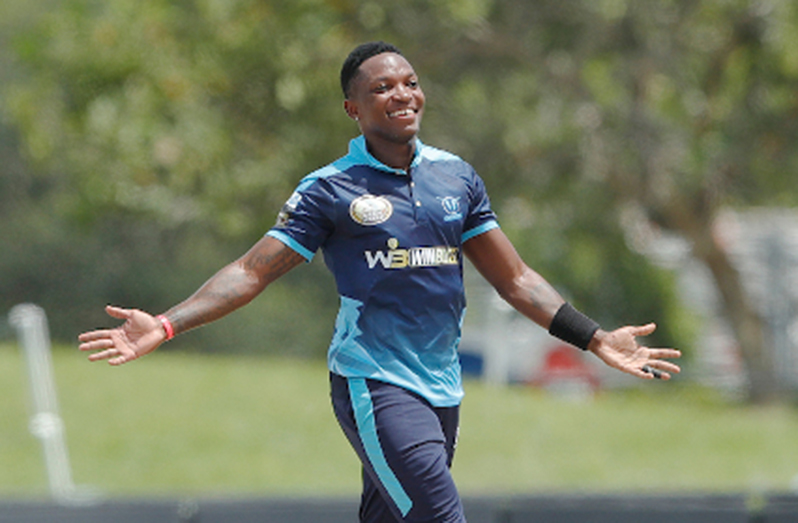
397, 0, 798, 401
1, 0, 354, 352
6, 0, 795, 402
2, 0, 687, 353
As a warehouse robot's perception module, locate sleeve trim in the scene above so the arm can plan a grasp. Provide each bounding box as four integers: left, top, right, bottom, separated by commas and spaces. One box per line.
266, 230, 315, 262
461, 220, 499, 243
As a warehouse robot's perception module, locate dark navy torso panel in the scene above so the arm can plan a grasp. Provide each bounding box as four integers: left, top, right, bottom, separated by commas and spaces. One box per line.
267, 136, 498, 406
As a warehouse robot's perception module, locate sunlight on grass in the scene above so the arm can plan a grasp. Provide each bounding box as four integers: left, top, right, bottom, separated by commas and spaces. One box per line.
455, 381, 798, 495
1, 345, 359, 497
2, 344, 797, 498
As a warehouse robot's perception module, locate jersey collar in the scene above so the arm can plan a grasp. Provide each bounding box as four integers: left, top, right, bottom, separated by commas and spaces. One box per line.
348, 135, 423, 176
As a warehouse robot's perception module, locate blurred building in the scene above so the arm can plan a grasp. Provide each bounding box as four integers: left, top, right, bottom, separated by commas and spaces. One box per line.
461, 208, 798, 397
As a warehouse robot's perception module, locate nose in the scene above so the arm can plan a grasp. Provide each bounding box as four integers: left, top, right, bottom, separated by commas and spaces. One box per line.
393, 84, 412, 101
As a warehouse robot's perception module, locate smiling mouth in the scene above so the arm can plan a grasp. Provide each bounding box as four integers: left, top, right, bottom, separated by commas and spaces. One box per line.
387, 108, 417, 119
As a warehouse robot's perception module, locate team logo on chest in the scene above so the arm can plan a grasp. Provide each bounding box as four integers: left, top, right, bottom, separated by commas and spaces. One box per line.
349, 194, 393, 226
438, 196, 463, 222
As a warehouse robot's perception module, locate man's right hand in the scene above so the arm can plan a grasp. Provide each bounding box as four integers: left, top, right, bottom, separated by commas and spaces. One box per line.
78, 305, 167, 365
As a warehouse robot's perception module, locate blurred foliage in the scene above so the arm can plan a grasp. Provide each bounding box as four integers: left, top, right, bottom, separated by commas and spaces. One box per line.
2, 0, 797, 365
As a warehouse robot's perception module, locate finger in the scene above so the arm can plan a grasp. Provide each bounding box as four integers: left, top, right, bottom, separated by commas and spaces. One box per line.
629, 323, 657, 337
630, 366, 661, 380
647, 348, 682, 360
640, 365, 675, 380
641, 364, 664, 379
109, 353, 135, 366
106, 305, 133, 320
78, 338, 115, 352
78, 329, 117, 343
646, 361, 681, 374
642, 360, 682, 380
88, 348, 119, 362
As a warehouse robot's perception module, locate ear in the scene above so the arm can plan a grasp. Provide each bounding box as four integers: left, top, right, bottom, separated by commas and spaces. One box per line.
344, 99, 360, 122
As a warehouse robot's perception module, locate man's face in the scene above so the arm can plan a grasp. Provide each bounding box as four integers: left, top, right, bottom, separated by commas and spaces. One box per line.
345, 52, 425, 145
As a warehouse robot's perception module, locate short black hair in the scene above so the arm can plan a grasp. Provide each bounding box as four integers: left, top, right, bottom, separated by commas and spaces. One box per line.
340, 41, 403, 98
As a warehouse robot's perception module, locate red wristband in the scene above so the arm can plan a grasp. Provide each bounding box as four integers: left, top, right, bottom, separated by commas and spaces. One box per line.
156, 314, 175, 341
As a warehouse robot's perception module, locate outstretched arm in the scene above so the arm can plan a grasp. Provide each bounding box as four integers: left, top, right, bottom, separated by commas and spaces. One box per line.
78, 236, 305, 365
463, 228, 680, 380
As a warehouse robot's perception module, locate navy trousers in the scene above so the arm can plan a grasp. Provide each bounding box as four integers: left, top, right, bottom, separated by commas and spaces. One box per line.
330, 373, 465, 523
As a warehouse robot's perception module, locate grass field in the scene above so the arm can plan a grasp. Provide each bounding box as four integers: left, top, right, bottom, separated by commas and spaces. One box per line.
1, 343, 797, 499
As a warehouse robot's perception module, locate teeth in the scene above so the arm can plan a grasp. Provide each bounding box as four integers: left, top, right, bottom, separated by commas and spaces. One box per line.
389, 109, 413, 117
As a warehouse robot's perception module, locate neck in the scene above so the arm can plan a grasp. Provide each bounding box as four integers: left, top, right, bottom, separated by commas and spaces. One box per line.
365, 136, 416, 171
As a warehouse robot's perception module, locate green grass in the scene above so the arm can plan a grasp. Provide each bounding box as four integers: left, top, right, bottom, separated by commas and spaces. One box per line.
456, 382, 798, 494
1, 343, 797, 499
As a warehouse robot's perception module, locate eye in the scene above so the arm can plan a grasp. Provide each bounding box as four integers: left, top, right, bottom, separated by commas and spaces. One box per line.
373, 84, 390, 93
408, 79, 419, 89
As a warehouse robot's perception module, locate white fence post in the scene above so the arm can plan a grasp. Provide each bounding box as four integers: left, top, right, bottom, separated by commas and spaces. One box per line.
8, 303, 93, 505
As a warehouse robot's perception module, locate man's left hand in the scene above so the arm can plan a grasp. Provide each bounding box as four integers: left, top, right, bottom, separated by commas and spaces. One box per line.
588, 323, 681, 380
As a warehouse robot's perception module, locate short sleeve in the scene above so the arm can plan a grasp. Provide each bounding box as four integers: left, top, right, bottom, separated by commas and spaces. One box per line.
266, 177, 336, 261
461, 167, 499, 243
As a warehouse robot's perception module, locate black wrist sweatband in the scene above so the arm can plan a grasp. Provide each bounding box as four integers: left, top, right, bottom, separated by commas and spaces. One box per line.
548, 302, 600, 351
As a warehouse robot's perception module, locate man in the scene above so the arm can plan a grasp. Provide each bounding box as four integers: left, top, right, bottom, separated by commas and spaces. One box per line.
79, 41, 681, 523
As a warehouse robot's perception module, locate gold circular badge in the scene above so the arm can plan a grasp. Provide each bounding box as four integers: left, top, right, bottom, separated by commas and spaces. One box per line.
349, 194, 393, 226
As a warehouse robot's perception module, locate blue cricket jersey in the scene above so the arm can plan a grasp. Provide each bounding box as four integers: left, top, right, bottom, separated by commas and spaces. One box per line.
267, 136, 498, 407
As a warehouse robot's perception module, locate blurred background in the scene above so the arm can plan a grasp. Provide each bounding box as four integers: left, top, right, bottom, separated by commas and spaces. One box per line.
2, 0, 798, 518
